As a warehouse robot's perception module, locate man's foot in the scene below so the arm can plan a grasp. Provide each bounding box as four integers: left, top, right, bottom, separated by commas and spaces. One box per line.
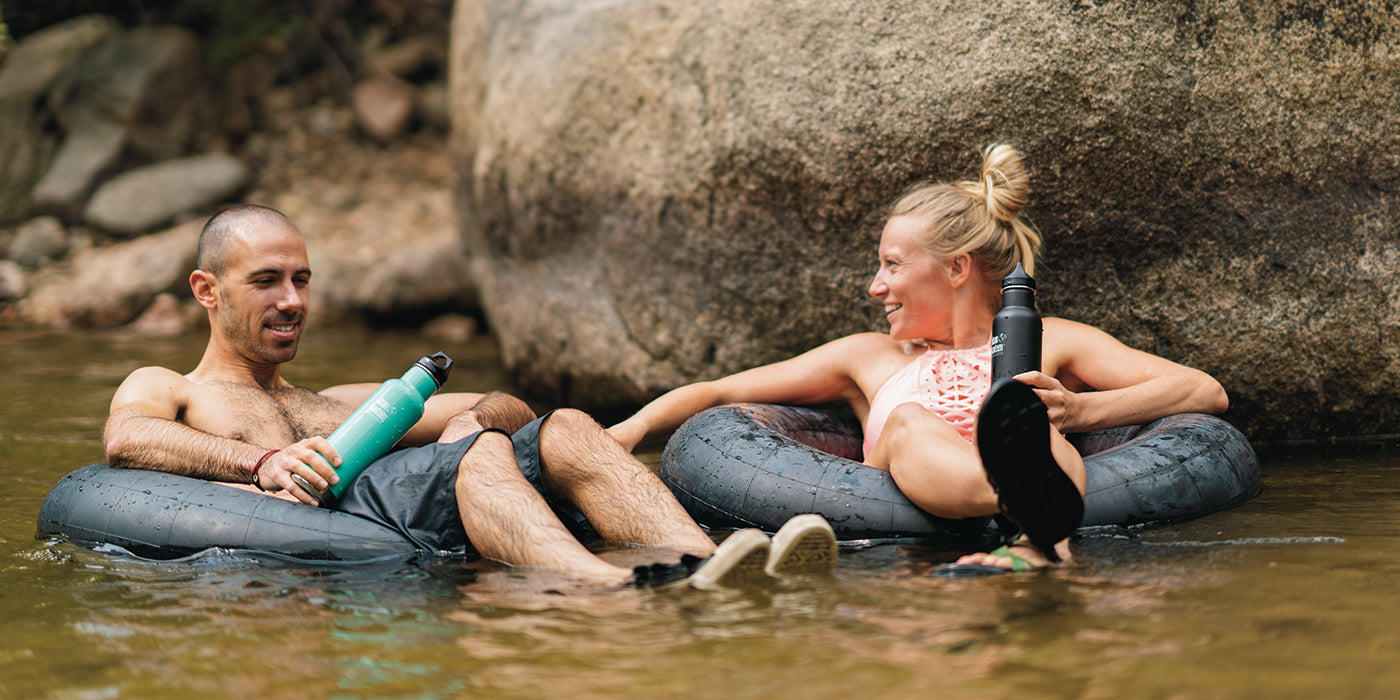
766, 514, 838, 576
976, 379, 1084, 562
929, 536, 1070, 577
685, 528, 774, 590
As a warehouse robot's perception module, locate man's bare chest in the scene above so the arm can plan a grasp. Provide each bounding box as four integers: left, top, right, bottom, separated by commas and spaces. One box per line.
182, 382, 354, 447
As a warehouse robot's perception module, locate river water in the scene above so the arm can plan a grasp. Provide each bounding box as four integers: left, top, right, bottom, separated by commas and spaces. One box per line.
2, 329, 1397, 699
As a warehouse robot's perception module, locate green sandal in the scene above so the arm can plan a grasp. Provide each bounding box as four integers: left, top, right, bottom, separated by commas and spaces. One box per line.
984, 544, 1035, 573
929, 539, 1044, 577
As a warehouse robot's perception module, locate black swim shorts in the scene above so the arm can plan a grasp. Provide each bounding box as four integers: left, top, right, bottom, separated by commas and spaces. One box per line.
334, 411, 583, 555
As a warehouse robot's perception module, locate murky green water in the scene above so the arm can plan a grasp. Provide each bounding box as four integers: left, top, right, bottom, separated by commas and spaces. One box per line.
2, 329, 1397, 699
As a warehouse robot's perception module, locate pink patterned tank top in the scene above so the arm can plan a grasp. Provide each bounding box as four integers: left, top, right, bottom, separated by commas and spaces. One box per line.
862, 341, 993, 458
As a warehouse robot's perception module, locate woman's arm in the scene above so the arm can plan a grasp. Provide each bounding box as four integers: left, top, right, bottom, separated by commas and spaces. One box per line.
1029, 318, 1229, 433
608, 333, 884, 450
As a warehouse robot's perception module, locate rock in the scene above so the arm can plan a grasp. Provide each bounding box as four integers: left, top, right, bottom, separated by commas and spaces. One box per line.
417, 81, 450, 133
366, 35, 446, 79
21, 219, 200, 328
353, 74, 417, 142
350, 231, 478, 314
422, 314, 478, 343
0, 261, 26, 300
0, 15, 117, 103
126, 292, 198, 336
450, 0, 1400, 440
309, 226, 476, 323
83, 153, 252, 235
31, 25, 203, 219
0, 15, 116, 224
9, 216, 68, 268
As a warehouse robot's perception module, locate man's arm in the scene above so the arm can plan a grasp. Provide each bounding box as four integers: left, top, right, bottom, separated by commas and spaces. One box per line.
105, 367, 340, 505
317, 384, 496, 446
104, 367, 270, 483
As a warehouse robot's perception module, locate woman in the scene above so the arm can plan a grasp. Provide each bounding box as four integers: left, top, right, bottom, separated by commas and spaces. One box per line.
609, 144, 1229, 572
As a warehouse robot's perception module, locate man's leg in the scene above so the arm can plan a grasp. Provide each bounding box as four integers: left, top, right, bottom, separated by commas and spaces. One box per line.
440, 409, 634, 585
531, 409, 717, 556
443, 397, 825, 588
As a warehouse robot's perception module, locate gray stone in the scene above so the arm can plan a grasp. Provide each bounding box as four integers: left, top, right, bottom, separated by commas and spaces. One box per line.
31, 25, 203, 218
309, 226, 476, 323
0, 261, 26, 300
0, 15, 117, 103
9, 216, 68, 268
21, 220, 200, 328
28, 121, 125, 220
350, 231, 478, 313
0, 16, 115, 224
83, 154, 252, 235
449, 0, 1400, 441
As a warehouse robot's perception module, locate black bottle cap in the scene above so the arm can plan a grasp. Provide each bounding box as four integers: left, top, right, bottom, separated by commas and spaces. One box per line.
415, 352, 454, 388
1001, 262, 1035, 292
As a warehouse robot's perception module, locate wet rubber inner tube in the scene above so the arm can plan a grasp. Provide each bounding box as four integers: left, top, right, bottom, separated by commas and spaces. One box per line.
37, 464, 418, 562
659, 404, 1261, 541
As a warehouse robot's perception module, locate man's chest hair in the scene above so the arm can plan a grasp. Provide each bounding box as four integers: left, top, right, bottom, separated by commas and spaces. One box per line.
188, 382, 352, 442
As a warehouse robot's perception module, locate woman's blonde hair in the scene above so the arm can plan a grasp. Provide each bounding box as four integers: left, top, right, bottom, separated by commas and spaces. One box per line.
887, 144, 1042, 291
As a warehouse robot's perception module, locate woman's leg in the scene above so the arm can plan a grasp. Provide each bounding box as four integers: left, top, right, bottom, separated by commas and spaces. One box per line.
863, 402, 1001, 519
865, 400, 1087, 570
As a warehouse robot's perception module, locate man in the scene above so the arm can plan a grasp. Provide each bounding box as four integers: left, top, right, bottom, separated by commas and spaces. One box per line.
103, 204, 836, 589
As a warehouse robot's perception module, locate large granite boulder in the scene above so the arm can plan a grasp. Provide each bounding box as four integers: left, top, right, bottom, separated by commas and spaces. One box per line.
449, 0, 1400, 440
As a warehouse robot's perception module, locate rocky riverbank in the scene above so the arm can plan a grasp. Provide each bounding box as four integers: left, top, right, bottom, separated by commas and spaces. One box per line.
0, 7, 475, 338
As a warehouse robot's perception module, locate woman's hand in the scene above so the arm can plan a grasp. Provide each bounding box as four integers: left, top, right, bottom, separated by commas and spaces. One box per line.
1014, 371, 1083, 433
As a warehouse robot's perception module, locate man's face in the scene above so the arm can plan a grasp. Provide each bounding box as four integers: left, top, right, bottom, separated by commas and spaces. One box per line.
211, 224, 311, 367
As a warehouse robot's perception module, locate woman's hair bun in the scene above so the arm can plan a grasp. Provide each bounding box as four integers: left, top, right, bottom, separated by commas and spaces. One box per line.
971, 143, 1029, 224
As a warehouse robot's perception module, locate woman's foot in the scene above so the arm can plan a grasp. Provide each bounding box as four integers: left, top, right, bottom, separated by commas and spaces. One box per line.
929, 536, 1071, 576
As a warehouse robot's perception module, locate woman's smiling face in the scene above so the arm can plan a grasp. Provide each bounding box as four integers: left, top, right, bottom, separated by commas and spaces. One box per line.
868, 215, 956, 343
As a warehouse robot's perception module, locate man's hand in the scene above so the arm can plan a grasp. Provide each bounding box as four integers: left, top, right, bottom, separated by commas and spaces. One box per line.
254, 437, 342, 505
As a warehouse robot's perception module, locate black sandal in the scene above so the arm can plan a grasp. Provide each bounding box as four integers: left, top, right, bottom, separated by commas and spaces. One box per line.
975, 379, 1084, 562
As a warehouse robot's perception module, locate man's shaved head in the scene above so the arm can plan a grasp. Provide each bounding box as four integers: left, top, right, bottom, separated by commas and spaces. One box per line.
197, 205, 301, 277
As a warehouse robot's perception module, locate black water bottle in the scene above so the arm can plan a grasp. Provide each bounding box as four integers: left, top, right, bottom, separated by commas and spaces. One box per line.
991, 262, 1041, 381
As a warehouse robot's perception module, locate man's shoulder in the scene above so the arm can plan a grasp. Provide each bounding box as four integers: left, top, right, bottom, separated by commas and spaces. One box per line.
119, 365, 193, 389
109, 366, 196, 418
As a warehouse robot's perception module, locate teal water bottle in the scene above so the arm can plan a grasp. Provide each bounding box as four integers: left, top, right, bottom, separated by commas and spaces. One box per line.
295, 352, 452, 504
